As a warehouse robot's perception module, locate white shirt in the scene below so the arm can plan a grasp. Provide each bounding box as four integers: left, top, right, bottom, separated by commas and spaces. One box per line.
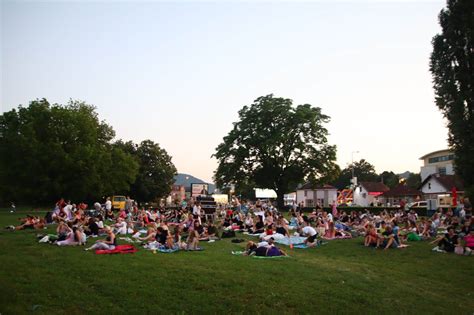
193, 205, 200, 216
105, 200, 112, 210
302, 226, 317, 237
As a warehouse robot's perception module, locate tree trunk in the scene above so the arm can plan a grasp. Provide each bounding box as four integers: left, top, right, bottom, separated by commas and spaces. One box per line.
276, 192, 285, 209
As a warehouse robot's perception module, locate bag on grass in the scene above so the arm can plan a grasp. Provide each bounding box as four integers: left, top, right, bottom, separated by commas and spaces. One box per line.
221, 230, 236, 238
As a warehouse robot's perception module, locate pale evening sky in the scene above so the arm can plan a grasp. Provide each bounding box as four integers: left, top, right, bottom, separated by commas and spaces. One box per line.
1, 0, 449, 183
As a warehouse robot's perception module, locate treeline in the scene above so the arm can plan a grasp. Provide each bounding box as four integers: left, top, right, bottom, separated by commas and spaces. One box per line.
0, 99, 177, 206
333, 159, 421, 190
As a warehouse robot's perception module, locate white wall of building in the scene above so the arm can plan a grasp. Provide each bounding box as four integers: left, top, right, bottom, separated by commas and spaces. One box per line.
420, 177, 446, 194
421, 166, 437, 182
296, 189, 337, 207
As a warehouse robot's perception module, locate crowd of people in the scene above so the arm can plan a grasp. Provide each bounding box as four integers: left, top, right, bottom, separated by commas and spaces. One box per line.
5, 196, 474, 256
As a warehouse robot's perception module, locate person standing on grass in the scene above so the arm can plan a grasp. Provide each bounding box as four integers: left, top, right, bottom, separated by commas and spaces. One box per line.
85, 226, 116, 251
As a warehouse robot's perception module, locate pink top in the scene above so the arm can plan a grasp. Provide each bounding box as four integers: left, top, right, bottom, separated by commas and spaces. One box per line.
464, 234, 474, 248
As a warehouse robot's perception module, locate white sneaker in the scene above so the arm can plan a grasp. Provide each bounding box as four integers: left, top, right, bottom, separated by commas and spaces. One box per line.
432, 246, 439, 251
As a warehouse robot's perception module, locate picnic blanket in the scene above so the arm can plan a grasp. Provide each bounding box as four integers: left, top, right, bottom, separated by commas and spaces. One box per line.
95, 244, 137, 255
275, 236, 307, 246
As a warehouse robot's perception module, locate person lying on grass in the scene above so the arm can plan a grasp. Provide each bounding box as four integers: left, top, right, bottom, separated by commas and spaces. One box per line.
85, 226, 116, 251
430, 226, 460, 253
243, 238, 287, 257
6, 215, 45, 231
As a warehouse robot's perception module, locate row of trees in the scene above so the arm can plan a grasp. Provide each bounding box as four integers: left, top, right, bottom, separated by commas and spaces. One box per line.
0, 99, 176, 205
333, 159, 421, 190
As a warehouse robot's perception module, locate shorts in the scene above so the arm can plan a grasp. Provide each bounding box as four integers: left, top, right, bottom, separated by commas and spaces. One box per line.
307, 234, 317, 243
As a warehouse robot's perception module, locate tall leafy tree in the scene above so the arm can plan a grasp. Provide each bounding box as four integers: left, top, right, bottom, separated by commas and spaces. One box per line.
430, 0, 474, 197
0, 99, 138, 204
213, 94, 337, 207
406, 172, 422, 190
129, 140, 177, 202
333, 159, 379, 189
378, 171, 400, 189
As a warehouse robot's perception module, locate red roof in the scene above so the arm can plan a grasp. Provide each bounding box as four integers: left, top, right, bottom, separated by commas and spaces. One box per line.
299, 182, 336, 190
360, 182, 389, 193
380, 185, 421, 197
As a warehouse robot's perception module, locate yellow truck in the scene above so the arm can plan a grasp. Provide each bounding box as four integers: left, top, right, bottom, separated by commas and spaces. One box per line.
112, 195, 126, 210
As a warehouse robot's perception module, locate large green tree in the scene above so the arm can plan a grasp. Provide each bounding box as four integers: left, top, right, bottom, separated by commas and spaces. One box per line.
430, 0, 474, 197
126, 140, 177, 202
213, 95, 338, 207
0, 99, 138, 204
378, 171, 400, 189
333, 159, 379, 189
406, 172, 422, 190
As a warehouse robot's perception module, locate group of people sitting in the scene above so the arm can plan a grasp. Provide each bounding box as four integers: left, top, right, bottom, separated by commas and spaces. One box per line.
6, 196, 474, 256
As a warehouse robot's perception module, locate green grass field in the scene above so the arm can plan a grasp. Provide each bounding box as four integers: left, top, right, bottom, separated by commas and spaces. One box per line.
0, 210, 473, 314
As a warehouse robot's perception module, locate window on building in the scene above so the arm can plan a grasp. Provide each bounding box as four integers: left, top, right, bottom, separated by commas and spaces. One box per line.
304, 190, 307, 197
429, 154, 454, 164
438, 167, 446, 175
306, 199, 314, 207
428, 183, 431, 189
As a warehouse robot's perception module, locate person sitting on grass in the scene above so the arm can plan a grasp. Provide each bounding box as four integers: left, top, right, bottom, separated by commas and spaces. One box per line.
186, 226, 200, 250
57, 225, 86, 246
137, 227, 157, 244
275, 216, 290, 237
462, 227, 474, 255
364, 223, 379, 247
85, 226, 116, 251
301, 221, 319, 247
430, 226, 459, 253
376, 226, 398, 250
84, 217, 100, 237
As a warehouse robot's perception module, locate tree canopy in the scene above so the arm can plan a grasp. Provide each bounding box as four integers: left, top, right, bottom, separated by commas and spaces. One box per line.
0, 99, 176, 205
123, 140, 177, 202
213, 94, 338, 206
333, 159, 379, 189
430, 0, 474, 197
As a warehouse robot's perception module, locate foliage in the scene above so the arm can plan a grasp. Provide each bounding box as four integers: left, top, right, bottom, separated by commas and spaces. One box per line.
213, 95, 337, 206
378, 171, 400, 189
1, 210, 473, 314
333, 159, 379, 189
406, 172, 422, 190
126, 140, 177, 202
430, 0, 474, 197
0, 99, 138, 204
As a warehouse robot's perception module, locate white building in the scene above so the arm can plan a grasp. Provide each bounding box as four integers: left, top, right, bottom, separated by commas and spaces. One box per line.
296, 183, 337, 208
419, 174, 464, 208
353, 182, 389, 207
420, 149, 455, 182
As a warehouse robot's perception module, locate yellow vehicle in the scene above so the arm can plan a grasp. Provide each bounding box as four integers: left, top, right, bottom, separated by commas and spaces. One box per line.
112, 195, 126, 210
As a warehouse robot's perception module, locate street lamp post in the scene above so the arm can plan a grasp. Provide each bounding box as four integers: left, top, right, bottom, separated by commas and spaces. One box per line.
351, 151, 359, 186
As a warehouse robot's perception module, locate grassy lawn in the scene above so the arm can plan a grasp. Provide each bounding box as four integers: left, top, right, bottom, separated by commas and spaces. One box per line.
0, 210, 473, 314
